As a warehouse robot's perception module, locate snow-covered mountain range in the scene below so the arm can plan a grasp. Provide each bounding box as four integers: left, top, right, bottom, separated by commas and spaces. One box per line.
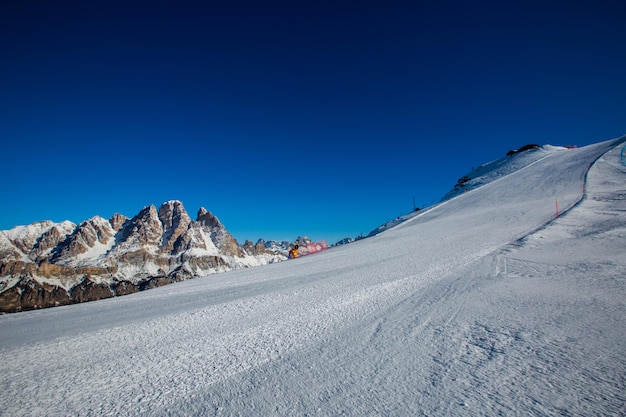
0, 201, 288, 312
0, 136, 624, 416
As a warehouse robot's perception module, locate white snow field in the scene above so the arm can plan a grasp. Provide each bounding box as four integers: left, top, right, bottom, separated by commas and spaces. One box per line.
1, 138, 625, 416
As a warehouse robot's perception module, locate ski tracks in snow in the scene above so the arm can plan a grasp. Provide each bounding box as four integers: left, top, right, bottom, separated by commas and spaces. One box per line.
428, 140, 626, 416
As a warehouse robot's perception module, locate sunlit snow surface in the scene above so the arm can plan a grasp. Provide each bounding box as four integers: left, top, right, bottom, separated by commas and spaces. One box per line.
1, 138, 624, 416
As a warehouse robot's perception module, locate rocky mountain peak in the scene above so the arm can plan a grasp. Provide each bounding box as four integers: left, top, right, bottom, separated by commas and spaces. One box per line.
34, 222, 74, 258
158, 201, 192, 253
109, 213, 128, 231
196, 207, 221, 228
119, 205, 163, 247
6, 221, 56, 255
50, 216, 115, 264
242, 239, 274, 256
159, 201, 191, 226
196, 207, 242, 257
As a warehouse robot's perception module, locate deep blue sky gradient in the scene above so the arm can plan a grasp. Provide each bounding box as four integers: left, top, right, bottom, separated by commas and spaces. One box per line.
1, 0, 625, 243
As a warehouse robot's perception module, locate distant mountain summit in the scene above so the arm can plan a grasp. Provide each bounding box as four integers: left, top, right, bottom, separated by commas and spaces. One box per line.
0, 200, 287, 312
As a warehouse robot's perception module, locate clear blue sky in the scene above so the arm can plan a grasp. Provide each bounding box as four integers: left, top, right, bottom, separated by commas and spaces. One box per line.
1, 0, 625, 244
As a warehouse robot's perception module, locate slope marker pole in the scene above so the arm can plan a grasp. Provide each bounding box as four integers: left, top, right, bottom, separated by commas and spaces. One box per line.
555, 197, 559, 218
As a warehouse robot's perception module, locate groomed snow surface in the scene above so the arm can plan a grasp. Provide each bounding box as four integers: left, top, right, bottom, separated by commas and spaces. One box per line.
1, 138, 625, 416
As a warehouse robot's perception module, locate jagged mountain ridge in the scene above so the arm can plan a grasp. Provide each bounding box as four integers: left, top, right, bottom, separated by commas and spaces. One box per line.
0, 200, 286, 312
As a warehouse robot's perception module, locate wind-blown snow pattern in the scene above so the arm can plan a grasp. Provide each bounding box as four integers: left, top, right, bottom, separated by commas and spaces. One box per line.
1, 137, 624, 416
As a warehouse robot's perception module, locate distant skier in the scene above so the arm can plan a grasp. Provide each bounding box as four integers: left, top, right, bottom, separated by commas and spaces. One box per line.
288, 244, 299, 259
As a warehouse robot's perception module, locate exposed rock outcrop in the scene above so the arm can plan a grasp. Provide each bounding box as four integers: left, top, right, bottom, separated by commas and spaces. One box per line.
506, 144, 540, 156
50, 217, 115, 263
0, 278, 71, 312
196, 208, 244, 257
242, 239, 275, 256
158, 201, 192, 253
109, 213, 128, 231
70, 277, 115, 303
119, 205, 163, 248
29, 221, 75, 261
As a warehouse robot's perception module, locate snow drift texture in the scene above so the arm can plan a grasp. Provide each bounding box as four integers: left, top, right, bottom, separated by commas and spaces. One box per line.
0, 137, 624, 416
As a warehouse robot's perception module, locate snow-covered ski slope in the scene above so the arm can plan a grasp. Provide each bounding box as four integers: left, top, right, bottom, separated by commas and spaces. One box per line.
1, 137, 625, 416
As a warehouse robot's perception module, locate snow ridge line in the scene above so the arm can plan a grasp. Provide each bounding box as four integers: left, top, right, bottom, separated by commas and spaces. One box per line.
558, 137, 626, 219
372, 142, 592, 237
506, 137, 626, 251
368, 149, 557, 236
396, 147, 561, 231
374, 141, 616, 244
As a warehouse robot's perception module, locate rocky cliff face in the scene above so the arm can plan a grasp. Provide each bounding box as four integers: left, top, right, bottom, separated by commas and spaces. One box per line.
196, 208, 243, 257
50, 216, 115, 263
159, 201, 192, 253
0, 201, 287, 313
